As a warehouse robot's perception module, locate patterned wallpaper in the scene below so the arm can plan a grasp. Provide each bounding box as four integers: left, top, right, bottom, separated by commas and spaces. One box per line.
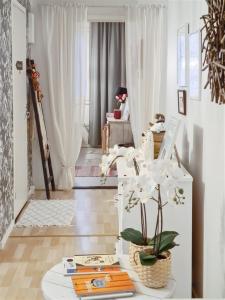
0, 0, 30, 242
0, 0, 14, 242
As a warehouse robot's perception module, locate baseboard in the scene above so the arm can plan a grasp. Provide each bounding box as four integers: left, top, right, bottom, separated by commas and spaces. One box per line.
0, 220, 14, 249
28, 185, 35, 199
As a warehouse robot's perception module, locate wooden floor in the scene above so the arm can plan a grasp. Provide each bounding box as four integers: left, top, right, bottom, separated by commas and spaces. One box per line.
12, 190, 118, 237
0, 189, 118, 300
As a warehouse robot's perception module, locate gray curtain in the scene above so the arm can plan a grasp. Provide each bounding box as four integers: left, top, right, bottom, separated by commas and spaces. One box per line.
89, 22, 126, 147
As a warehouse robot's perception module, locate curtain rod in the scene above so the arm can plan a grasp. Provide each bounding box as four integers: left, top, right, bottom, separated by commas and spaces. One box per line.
36, 0, 167, 7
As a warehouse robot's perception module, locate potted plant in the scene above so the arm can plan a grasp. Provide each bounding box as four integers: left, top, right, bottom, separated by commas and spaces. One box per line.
113, 87, 128, 119
100, 145, 185, 288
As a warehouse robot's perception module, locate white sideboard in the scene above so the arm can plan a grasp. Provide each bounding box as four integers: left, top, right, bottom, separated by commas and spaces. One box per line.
116, 158, 193, 298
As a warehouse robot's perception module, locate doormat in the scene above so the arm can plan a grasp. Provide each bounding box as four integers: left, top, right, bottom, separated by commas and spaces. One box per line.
15, 200, 75, 227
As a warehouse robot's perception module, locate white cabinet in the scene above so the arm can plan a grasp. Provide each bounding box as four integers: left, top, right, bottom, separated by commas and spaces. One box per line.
107, 117, 133, 148
116, 158, 193, 298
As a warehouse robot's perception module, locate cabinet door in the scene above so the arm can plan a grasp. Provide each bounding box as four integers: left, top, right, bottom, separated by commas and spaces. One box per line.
108, 123, 124, 147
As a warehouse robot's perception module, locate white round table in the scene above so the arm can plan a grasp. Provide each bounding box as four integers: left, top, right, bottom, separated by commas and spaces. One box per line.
42, 255, 176, 300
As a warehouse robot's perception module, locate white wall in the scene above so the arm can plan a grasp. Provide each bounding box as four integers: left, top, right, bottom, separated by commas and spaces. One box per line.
166, 0, 225, 297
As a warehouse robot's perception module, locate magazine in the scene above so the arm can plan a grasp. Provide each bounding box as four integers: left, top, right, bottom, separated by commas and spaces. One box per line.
74, 254, 119, 268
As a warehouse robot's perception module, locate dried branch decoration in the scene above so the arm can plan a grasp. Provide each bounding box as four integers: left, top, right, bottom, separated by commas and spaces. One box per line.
201, 0, 225, 104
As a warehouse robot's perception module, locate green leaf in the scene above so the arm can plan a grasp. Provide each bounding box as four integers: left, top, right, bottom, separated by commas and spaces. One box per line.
139, 252, 157, 266
148, 231, 179, 253
159, 241, 179, 253
158, 231, 179, 253
148, 231, 177, 245
120, 228, 146, 245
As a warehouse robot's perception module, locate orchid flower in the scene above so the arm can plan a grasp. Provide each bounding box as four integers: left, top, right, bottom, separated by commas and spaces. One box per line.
100, 145, 185, 210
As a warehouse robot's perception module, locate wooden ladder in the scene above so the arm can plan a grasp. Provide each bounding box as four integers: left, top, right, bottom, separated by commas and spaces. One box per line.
27, 59, 55, 199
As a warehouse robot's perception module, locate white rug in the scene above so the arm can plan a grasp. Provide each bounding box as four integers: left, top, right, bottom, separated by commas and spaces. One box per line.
16, 200, 75, 227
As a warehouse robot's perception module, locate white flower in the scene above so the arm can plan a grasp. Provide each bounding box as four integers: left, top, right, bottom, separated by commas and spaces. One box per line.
125, 147, 136, 159
99, 163, 109, 175
100, 154, 116, 175
116, 147, 126, 156
125, 159, 135, 168
109, 144, 119, 156
100, 144, 185, 207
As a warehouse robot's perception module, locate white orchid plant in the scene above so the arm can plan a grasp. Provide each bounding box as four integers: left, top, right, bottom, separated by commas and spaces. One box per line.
100, 145, 185, 266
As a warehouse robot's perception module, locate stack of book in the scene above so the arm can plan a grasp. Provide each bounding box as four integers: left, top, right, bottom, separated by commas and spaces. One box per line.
63, 254, 135, 299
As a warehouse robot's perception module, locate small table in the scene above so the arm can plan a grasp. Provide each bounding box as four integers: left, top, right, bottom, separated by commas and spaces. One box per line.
41, 255, 176, 300
102, 117, 133, 154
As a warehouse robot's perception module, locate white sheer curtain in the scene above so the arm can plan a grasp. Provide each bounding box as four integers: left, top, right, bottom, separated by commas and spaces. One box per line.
41, 4, 88, 189
126, 4, 167, 147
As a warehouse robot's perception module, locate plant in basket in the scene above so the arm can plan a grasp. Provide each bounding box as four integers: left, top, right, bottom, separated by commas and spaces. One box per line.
100, 145, 185, 288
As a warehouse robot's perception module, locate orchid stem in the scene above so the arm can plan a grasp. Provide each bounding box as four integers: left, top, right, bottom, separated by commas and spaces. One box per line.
133, 158, 148, 245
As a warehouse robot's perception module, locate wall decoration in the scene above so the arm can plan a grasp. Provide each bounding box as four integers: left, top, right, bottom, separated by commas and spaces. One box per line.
178, 90, 186, 115
201, 0, 225, 104
189, 30, 201, 101
177, 23, 189, 87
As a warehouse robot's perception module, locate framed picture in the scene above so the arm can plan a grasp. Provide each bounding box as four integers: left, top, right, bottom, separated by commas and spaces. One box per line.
158, 117, 181, 160
178, 90, 186, 115
189, 30, 202, 100
177, 23, 189, 87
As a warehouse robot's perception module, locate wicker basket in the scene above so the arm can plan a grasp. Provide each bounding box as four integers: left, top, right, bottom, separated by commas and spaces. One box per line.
128, 242, 152, 272
135, 249, 172, 288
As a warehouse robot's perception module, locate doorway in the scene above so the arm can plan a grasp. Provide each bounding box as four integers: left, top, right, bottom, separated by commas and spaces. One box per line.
88, 22, 126, 147
12, 0, 28, 218
75, 22, 126, 187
